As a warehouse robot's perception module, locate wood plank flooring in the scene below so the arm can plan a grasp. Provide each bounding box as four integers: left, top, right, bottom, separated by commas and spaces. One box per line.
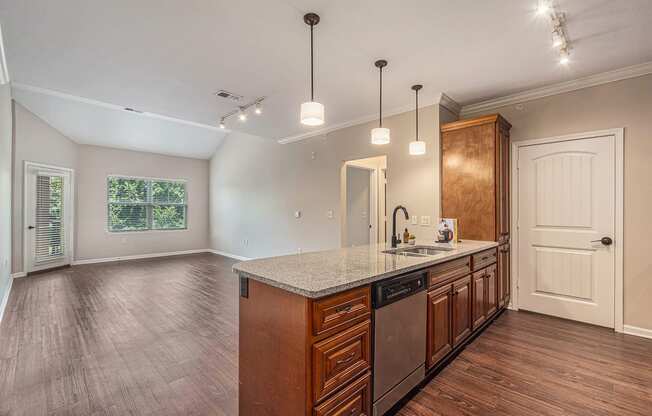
1, 254, 650, 415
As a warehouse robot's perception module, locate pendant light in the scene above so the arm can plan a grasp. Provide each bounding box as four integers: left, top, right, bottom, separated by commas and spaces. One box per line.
409, 84, 426, 156
371, 59, 390, 145
300, 13, 325, 126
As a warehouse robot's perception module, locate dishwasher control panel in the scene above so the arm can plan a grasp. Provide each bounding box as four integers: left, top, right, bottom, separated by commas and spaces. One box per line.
372, 271, 427, 308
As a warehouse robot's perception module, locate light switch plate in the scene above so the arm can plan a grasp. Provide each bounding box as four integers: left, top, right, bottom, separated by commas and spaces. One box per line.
411, 215, 418, 225
420, 215, 431, 226
327, 209, 334, 219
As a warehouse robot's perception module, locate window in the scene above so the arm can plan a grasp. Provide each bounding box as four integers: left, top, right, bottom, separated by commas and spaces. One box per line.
107, 176, 187, 232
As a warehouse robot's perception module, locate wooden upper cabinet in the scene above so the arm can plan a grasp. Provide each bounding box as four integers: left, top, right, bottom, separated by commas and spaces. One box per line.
441, 114, 512, 243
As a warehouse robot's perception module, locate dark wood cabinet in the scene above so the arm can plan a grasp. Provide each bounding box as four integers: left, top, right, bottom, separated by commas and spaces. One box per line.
426, 285, 453, 368
472, 271, 486, 330
498, 244, 510, 308
452, 276, 472, 346
441, 114, 512, 243
485, 264, 497, 317
441, 114, 512, 314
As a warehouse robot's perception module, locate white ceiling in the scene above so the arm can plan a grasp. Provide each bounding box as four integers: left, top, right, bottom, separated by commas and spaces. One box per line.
1, 0, 652, 149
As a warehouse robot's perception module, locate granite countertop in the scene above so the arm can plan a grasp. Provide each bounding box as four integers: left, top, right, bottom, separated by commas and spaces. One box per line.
233, 240, 498, 299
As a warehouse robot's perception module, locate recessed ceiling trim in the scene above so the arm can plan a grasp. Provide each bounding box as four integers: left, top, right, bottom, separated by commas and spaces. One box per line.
460, 61, 652, 117
0, 25, 10, 85
11, 83, 228, 132
278, 92, 460, 144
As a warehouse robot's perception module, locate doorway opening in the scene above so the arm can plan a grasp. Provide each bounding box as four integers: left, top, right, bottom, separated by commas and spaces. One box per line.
340, 156, 387, 247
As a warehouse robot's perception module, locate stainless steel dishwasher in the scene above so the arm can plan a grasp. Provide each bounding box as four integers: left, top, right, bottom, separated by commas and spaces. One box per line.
372, 270, 427, 416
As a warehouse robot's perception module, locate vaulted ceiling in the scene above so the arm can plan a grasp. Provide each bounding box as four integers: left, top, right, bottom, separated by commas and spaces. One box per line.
1, 0, 651, 156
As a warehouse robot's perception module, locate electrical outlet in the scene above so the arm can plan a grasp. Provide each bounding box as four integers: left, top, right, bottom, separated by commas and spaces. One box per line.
411, 215, 418, 225
243, 239, 249, 247
327, 209, 334, 219
420, 215, 431, 226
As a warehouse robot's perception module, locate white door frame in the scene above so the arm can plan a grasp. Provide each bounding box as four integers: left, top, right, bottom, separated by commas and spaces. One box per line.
511, 128, 624, 332
23, 161, 75, 273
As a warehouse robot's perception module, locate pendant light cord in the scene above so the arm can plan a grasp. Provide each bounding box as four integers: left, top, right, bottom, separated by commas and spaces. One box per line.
310, 23, 314, 102
379, 67, 383, 127
415, 88, 419, 141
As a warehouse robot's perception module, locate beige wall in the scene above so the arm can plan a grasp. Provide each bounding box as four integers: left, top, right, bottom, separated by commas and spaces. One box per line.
12, 104, 210, 271
75, 145, 210, 261
12, 102, 78, 273
210, 104, 444, 258
477, 74, 652, 331
0, 84, 12, 305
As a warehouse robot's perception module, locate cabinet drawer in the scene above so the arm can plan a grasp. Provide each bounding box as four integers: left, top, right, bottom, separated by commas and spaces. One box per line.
472, 248, 497, 271
313, 287, 371, 338
314, 372, 371, 416
428, 256, 471, 288
313, 320, 371, 403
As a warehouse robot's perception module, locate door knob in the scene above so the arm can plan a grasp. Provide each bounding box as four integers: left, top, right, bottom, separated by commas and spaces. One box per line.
591, 237, 613, 246
28, 225, 35, 230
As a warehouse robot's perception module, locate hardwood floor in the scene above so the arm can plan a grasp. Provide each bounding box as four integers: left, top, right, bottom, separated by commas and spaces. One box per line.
1, 254, 651, 415
399, 311, 652, 416
0, 254, 238, 416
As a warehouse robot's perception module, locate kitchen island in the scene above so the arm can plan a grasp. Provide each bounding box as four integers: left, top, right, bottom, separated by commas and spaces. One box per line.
233, 240, 506, 416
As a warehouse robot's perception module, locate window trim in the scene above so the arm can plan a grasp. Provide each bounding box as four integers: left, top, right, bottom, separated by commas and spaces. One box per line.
106, 175, 188, 233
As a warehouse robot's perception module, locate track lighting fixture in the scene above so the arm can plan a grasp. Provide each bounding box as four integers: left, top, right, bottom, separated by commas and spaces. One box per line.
371, 59, 390, 145
300, 13, 325, 126
409, 85, 426, 156
218, 97, 265, 128
538, 1, 571, 66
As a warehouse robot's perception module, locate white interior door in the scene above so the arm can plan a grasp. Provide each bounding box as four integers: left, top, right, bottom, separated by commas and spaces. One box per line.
345, 166, 372, 247
24, 163, 74, 273
518, 135, 615, 328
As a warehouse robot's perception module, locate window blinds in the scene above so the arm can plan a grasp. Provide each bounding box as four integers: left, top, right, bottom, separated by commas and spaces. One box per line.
35, 175, 65, 264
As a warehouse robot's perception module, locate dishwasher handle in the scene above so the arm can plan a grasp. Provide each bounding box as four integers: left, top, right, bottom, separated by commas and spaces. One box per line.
372, 271, 427, 308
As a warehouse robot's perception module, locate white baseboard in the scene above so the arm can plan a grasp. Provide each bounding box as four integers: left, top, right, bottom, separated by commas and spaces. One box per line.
623, 325, 652, 340
11, 272, 27, 279
207, 249, 251, 261
0, 277, 13, 325
71, 249, 211, 266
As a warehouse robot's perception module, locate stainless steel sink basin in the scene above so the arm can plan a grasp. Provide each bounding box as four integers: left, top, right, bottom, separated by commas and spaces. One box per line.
382, 245, 453, 257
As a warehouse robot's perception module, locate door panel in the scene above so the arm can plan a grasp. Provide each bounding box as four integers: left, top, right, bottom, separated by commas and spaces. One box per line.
485, 264, 497, 317
472, 271, 486, 330
452, 276, 471, 346
518, 136, 615, 327
427, 285, 452, 368
25, 165, 73, 272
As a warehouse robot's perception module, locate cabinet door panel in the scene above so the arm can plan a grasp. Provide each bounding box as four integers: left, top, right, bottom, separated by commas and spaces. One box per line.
498, 244, 510, 308
485, 264, 497, 317
452, 276, 472, 346
427, 285, 453, 368
472, 271, 486, 330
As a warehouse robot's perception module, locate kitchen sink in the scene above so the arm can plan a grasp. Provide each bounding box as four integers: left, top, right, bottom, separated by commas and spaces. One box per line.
382, 245, 453, 257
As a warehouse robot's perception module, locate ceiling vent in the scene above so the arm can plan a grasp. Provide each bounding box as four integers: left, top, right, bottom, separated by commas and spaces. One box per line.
214, 90, 243, 102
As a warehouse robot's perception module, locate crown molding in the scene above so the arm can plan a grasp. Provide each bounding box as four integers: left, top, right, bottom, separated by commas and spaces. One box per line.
278, 92, 459, 144
460, 61, 652, 117
11, 83, 228, 133
0, 25, 10, 85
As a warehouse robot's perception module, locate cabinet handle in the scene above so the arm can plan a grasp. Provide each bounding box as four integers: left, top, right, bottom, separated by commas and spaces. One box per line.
336, 352, 356, 365
335, 304, 353, 314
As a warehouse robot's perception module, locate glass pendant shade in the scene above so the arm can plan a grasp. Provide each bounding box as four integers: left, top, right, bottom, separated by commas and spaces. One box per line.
371, 127, 390, 145
409, 140, 426, 155
300, 101, 325, 126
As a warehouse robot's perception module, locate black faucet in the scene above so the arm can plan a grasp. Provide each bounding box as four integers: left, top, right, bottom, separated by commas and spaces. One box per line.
391, 205, 410, 248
